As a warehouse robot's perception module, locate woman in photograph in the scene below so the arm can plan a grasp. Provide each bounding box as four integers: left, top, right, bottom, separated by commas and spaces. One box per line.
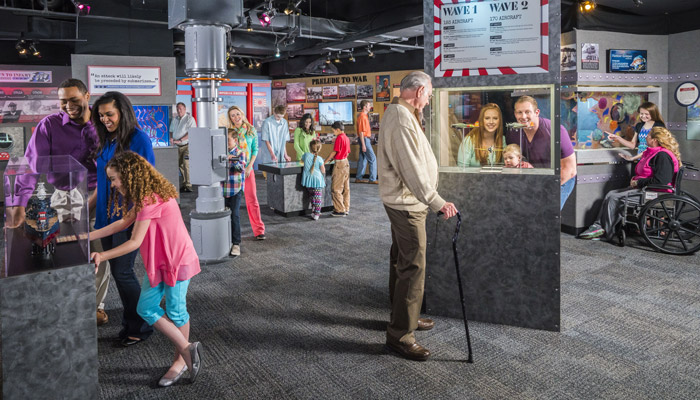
91, 91, 155, 346
457, 103, 506, 167
294, 113, 317, 161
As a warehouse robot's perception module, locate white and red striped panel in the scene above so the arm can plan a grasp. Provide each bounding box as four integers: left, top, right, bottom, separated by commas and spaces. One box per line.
433, 0, 549, 77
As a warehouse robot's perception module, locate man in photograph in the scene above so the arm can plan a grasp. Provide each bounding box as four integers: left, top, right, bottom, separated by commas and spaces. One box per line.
3, 102, 22, 122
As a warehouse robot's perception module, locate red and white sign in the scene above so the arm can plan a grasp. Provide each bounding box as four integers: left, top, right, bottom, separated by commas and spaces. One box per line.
88, 66, 162, 96
434, 0, 549, 77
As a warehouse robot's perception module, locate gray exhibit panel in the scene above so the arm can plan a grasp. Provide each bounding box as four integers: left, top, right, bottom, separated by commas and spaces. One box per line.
153, 146, 180, 202
0, 263, 98, 399
425, 173, 561, 331
259, 162, 334, 216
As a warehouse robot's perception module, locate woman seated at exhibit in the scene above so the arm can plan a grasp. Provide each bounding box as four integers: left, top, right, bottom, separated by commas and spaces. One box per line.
457, 103, 506, 167
294, 113, 317, 161
579, 127, 681, 241
607, 101, 665, 162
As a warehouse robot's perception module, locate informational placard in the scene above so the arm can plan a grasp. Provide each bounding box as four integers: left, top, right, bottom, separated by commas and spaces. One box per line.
676, 82, 700, 107
0, 70, 52, 83
435, 0, 546, 76
88, 66, 162, 96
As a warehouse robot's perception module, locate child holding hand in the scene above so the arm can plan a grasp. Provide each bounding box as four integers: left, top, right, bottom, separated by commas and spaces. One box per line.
223, 128, 248, 257
503, 144, 534, 169
90, 151, 203, 387
301, 139, 325, 220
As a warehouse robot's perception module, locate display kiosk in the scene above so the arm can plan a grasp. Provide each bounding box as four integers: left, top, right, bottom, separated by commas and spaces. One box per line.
258, 161, 335, 216
1, 155, 97, 400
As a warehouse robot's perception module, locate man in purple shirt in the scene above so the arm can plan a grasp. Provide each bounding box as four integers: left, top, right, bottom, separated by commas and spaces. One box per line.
4, 78, 111, 326
506, 96, 577, 209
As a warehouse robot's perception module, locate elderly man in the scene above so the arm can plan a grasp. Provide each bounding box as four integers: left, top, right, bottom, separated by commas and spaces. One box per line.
4, 78, 111, 326
170, 102, 197, 192
506, 96, 577, 209
378, 71, 458, 361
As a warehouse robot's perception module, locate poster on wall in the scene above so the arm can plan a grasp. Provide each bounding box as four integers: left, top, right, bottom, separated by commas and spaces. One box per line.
272, 88, 286, 107
339, 84, 356, 99
687, 100, 700, 141
133, 106, 170, 147
0, 70, 52, 83
286, 82, 306, 102
561, 45, 576, 71
607, 49, 647, 73
369, 113, 380, 130
581, 43, 599, 70
376, 76, 390, 102
288, 120, 298, 139
357, 84, 373, 99
356, 100, 373, 112
88, 66, 161, 96
287, 104, 304, 119
307, 86, 322, 102
322, 86, 338, 99
434, 0, 546, 76
0, 87, 59, 124
0, 126, 25, 161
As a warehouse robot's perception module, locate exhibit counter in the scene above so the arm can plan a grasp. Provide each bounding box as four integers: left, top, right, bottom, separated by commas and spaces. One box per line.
258, 161, 337, 216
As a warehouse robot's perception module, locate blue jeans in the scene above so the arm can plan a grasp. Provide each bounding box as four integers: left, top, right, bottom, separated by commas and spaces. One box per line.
101, 228, 153, 340
561, 176, 576, 211
225, 191, 242, 245
137, 275, 191, 327
356, 137, 377, 181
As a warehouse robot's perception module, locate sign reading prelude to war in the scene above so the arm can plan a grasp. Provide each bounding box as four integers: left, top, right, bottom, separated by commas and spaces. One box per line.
435, 0, 547, 76
88, 66, 161, 96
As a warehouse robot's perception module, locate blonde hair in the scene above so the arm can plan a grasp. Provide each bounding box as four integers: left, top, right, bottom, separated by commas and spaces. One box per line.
650, 127, 681, 167
227, 105, 256, 136
515, 95, 538, 110
309, 139, 322, 174
467, 103, 504, 164
504, 143, 522, 157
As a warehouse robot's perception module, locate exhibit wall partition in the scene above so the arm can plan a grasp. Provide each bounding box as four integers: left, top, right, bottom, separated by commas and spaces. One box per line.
423, 0, 563, 331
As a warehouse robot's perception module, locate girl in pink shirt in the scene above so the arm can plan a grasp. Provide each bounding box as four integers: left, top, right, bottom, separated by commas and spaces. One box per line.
91, 151, 203, 387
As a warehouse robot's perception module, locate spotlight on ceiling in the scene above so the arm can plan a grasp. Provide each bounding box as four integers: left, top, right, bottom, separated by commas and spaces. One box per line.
333, 52, 342, 63
28, 42, 40, 57
228, 60, 235, 68
275, 46, 281, 58
367, 45, 375, 58
15, 40, 28, 56
632, 0, 643, 6
348, 49, 356, 63
325, 53, 331, 64
578, 0, 596, 13
72, 1, 91, 15
255, 60, 261, 68
246, 13, 253, 31
284, 0, 303, 15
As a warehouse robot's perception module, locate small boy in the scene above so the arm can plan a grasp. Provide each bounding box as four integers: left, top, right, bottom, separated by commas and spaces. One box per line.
324, 121, 351, 217
223, 128, 248, 256
503, 144, 534, 169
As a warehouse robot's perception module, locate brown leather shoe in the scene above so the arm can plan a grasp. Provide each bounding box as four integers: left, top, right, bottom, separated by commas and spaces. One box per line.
368, 180, 379, 185
385, 341, 430, 361
354, 179, 368, 183
417, 318, 435, 331
97, 309, 108, 326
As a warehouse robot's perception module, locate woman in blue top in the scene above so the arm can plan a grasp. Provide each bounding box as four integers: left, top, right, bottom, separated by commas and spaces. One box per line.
91, 91, 155, 347
608, 101, 665, 162
301, 140, 325, 220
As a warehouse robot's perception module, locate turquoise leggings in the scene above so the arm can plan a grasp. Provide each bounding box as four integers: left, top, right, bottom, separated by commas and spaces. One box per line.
136, 275, 191, 327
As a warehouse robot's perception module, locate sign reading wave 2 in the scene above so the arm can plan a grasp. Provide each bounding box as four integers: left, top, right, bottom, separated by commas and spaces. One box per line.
434, 0, 548, 77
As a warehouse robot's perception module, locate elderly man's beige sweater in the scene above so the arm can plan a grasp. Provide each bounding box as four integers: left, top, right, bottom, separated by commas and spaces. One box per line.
377, 97, 446, 213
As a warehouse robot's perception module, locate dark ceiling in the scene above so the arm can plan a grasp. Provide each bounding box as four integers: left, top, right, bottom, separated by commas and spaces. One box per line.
1, 0, 700, 77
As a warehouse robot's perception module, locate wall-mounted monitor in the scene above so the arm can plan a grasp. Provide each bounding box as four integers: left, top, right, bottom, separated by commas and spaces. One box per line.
607, 49, 647, 73
319, 101, 354, 126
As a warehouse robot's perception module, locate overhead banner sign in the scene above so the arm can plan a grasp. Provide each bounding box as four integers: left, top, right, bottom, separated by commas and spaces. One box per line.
88, 66, 162, 96
434, 0, 548, 77
0, 70, 52, 83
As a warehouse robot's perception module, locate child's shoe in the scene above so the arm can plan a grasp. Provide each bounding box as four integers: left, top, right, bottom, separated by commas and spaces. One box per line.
312, 213, 320, 221
229, 244, 241, 256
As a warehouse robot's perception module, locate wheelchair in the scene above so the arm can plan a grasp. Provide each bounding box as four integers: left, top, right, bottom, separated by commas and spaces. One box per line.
617, 162, 700, 255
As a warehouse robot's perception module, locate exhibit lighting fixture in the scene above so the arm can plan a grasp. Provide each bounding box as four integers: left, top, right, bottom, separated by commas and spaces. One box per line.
325, 53, 331, 64
275, 46, 281, 58
228, 60, 235, 68
348, 49, 356, 63
367, 45, 375, 58
246, 13, 253, 31
28, 42, 40, 57
632, 0, 643, 6
15, 40, 28, 56
255, 60, 261, 68
72, 1, 91, 15
284, 0, 303, 15
578, 0, 596, 13
258, 10, 272, 27
334, 52, 341, 63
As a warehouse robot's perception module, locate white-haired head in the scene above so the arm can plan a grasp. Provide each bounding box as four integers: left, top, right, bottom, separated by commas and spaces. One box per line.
400, 71, 432, 92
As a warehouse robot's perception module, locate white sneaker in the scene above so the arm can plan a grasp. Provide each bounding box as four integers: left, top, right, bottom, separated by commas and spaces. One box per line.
229, 244, 241, 256
312, 214, 319, 220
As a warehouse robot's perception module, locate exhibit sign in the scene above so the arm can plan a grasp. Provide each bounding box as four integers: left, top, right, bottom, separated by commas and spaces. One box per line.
88, 66, 162, 96
607, 49, 647, 73
581, 43, 599, 70
434, 0, 548, 77
674, 82, 700, 107
0, 70, 52, 83
0, 87, 59, 124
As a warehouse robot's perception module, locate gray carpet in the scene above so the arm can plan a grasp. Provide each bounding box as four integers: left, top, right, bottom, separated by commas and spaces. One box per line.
4, 174, 700, 399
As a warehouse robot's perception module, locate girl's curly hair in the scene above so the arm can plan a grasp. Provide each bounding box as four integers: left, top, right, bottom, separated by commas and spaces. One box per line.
106, 151, 178, 218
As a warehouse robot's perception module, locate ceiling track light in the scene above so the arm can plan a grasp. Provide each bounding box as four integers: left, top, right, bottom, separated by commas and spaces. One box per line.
348, 48, 355, 63
245, 12, 253, 31
258, 0, 276, 27
284, 0, 303, 15
333, 52, 342, 63
367, 45, 375, 58
15, 40, 28, 56
578, 0, 596, 13
632, 0, 643, 6
325, 52, 331, 64
71, 0, 91, 15
254, 60, 261, 68
275, 46, 281, 58
28, 42, 41, 57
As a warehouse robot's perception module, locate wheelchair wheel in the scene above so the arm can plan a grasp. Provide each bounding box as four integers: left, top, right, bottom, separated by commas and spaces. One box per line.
617, 228, 626, 247
638, 195, 700, 255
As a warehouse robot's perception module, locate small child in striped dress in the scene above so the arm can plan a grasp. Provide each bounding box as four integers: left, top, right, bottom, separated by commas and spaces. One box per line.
301, 140, 326, 220
223, 128, 248, 256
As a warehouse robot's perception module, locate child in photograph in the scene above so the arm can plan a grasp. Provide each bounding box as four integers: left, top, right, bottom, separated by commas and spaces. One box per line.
89, 151, 203, 387
503, 144, 534, 169
223, 128, 248, 256
301, 139, 326, 220
324, 121, 351, 216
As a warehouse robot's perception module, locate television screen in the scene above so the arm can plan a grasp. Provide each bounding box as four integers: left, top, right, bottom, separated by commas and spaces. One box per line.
608, 49, 647, 73
319, 101, 354, 126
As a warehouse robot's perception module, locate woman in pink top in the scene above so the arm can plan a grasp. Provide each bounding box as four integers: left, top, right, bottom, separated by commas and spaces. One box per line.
91, 151, 203, 387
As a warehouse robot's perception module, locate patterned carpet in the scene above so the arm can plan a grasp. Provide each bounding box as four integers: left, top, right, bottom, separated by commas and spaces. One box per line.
3, 174, 699, 399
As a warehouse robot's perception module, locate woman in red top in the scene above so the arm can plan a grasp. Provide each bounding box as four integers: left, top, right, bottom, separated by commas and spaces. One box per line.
91, 151, 203, 387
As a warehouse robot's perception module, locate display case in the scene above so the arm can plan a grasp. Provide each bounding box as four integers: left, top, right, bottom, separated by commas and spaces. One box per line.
432, 84, 557, 174
3, 155, 90, 277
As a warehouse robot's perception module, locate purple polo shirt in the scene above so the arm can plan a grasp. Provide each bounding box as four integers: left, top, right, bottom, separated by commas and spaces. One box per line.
505, 117, 574, 168
6, 111, 98, 207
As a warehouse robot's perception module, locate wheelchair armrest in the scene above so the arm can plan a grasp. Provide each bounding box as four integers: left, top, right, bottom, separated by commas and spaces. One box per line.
643, 184, 674, 192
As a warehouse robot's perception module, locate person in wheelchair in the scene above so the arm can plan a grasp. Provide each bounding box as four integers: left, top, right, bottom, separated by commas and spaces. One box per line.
580, 127, 681, 241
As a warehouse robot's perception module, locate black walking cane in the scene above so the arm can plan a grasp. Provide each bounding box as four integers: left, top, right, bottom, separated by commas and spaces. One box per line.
446, 211, 473, 363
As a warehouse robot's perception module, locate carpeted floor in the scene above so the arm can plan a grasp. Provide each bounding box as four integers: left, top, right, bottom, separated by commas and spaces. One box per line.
4, 174, 700, 399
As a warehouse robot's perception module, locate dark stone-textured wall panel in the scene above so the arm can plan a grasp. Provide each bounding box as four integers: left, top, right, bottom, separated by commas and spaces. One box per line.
266, 174, 333, 214
425, 172, 561, 331
1, 264, 98, 399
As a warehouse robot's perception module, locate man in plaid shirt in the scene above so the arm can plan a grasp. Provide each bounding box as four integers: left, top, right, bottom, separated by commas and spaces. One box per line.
223, 131, 248, 256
